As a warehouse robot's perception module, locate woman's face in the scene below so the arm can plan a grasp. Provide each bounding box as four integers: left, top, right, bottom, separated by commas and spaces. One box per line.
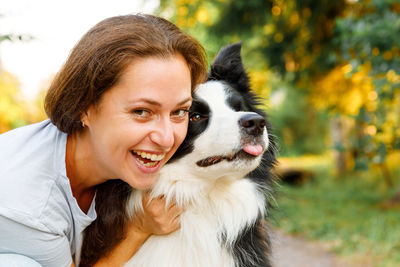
83, 54, 192, 189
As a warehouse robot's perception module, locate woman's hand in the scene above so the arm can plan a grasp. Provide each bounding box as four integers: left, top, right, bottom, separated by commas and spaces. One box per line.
128, 192, 182, 236
94, 193, 182, 266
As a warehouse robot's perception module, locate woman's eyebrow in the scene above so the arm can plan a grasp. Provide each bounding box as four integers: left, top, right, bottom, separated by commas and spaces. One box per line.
133, 97, 192, 107
177, 97, 193, 106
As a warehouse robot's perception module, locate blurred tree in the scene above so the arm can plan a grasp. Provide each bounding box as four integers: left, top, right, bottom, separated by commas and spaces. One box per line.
0, 68, 26, 132
0, 64, 48, 133
0, 13, 32, 42
0, 67, 46, 133
0, 14, 37, 133
315, 0, 400, 189
159, 0, 345, 76
268, 79, 329, 155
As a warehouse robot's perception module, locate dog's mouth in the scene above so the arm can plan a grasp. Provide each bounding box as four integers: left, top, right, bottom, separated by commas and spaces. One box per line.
196, 143, 263, 167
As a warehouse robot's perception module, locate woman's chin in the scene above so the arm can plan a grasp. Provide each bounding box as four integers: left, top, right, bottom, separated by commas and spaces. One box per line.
125, 175, 158, 190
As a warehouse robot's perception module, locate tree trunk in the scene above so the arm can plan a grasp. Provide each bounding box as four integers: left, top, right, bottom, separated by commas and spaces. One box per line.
390, 187, 400, 203
330, 116, 347, 175
382, 186, 400, 209
379, 162, 393, 188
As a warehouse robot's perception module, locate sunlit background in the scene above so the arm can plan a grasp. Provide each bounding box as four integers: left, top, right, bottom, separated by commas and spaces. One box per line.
1, 0, 399, 266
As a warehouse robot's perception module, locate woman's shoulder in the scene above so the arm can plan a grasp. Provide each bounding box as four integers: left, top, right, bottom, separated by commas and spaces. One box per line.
0, 119, 71, 231
0, 119, 67, 172
0, 119, 61, 143
0, 119, 65, 152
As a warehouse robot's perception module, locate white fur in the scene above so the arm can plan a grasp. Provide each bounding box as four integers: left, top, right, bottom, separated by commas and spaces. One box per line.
124, 82, 269, 267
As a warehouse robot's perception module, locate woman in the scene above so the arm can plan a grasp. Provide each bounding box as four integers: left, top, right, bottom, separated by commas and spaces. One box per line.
0, 14, 207, 266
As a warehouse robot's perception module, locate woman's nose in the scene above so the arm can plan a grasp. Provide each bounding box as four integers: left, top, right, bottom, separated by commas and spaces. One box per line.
150, 119, 175, 149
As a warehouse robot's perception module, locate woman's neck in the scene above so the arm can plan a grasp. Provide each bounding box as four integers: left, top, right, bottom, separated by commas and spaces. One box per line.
65, 132, 100, 213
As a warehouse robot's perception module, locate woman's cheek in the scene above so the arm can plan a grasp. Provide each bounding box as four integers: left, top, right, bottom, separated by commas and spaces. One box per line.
171, 123, 187, 153
179, 120, 190, 144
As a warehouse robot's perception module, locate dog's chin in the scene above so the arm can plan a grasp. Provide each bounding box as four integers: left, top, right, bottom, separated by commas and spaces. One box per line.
196, 149, 262, 168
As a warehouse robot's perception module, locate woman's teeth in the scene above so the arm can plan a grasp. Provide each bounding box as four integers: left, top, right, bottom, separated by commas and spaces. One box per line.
133, 150, 165, 161
138, 160, 158, 167
132, 150, 166, 167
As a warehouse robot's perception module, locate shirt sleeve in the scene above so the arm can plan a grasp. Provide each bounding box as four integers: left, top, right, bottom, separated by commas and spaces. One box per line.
0, 215, 73, 267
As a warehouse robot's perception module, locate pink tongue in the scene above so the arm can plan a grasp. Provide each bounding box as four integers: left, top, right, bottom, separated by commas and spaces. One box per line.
243, 144, 263, 156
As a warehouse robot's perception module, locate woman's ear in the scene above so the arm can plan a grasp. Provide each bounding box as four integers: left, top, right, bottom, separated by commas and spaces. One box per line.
80, 110, 90, 128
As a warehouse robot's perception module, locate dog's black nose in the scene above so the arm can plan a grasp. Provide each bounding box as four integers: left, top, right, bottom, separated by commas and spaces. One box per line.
239, 113, 266, 136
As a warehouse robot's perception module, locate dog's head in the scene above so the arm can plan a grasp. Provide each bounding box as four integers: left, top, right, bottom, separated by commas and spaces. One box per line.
170, 43, 275, 179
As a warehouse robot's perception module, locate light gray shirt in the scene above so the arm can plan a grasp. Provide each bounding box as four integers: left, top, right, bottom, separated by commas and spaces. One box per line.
0, 120, 97, 266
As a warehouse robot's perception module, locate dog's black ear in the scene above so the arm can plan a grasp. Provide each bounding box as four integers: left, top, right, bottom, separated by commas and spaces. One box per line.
209, 42, 250, 92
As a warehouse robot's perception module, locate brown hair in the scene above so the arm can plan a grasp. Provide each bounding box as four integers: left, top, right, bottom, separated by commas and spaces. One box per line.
45, 14, 207, 134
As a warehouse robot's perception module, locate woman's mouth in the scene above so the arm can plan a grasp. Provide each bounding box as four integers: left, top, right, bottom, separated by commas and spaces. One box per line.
131, 150, 166, 168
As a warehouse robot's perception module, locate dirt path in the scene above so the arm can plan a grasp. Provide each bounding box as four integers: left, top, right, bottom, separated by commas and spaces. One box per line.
269, 229, 368, 267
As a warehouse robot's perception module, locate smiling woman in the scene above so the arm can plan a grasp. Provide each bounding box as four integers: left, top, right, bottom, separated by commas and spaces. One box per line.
0, 14, 207, 267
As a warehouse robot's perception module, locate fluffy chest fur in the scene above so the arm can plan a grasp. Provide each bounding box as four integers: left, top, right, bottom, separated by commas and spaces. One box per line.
125, 164, 266, 267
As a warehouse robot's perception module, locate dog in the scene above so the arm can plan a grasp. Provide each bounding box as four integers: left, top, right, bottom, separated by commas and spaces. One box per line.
80, 43, 276, 267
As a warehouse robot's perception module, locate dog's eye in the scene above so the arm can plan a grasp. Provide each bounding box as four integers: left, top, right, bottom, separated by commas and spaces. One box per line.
190, 113, 203, 122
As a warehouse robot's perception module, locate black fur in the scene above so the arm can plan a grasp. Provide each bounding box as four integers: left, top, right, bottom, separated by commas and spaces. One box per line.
80, 180, 131, 267
231, 216, 272, 267
209, 42, 249, 89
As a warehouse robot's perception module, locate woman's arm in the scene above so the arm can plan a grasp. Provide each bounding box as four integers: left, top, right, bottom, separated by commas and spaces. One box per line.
92, 226, 149, 267
93, 193, 182, 266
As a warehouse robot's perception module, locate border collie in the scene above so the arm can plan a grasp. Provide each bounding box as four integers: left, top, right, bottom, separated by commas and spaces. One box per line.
80, 43, 276, 267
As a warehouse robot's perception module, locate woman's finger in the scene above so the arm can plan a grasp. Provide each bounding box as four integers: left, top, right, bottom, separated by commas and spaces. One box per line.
170, 215, 181, 232
167, 203, 182, 216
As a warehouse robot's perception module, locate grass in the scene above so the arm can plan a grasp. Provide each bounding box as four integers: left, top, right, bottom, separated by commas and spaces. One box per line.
270, 154, 400, 267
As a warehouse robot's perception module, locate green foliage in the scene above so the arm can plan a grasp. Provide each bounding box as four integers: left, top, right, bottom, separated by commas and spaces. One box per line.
268, 80, 329, 156
334, 0, 400, 75
332, 0, 400, 169
159, 0, 347, 76
0, 33, 31, 43
271, 158, 400, 266
0, 70, 27, 132
0, 14, 37, 132
0, 14, 33, 44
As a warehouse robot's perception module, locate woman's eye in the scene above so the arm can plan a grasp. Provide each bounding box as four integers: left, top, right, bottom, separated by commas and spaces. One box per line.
132, 109, 151, 118
171, 109, 189, 119
190, 113, 202, 122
